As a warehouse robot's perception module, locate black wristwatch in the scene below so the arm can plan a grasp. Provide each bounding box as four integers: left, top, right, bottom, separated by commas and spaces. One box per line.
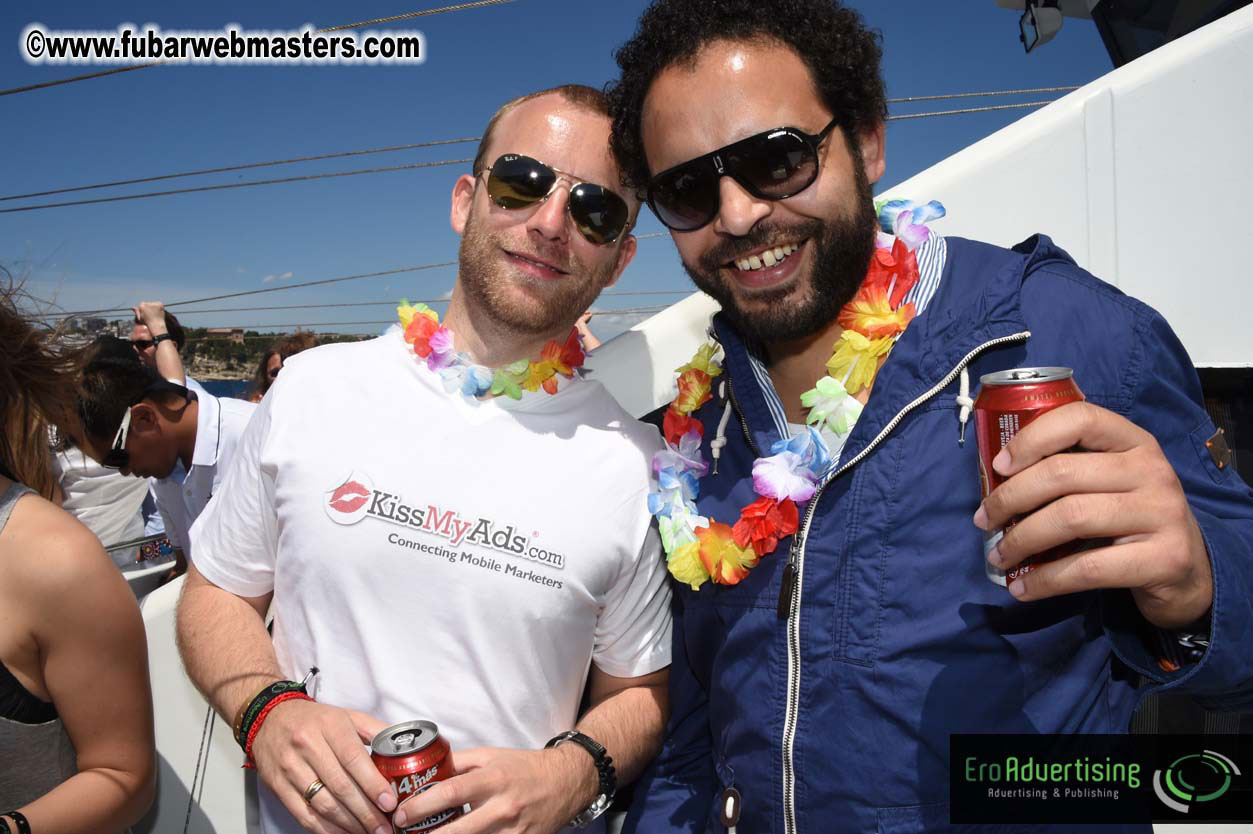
152, 332, 174, 345
545, 731, 616, 828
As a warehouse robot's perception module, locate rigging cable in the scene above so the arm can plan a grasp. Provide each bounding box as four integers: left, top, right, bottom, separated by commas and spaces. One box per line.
0, 138, 479, 202
0, 158, 473, 214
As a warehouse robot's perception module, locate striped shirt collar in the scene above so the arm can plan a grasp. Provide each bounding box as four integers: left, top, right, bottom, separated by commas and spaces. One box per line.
743, 234, 948, 457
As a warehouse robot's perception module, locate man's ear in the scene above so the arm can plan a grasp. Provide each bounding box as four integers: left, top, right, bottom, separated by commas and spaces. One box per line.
857, 122, 887, 187
450, 173, 477, 235
128, 403, 161, 436
603, 233, 638, 291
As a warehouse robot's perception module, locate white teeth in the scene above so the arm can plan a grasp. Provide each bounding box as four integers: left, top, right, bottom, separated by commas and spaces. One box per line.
733, 241, 803, 272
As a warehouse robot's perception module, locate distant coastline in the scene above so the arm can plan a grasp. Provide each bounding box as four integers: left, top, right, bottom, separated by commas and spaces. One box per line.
199, 378, 251, 400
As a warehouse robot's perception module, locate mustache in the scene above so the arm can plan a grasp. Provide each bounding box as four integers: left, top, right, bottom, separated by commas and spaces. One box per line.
696, 219, 827, 273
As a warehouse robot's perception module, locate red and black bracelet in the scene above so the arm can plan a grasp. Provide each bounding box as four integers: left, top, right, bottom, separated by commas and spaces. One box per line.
242, 690, 314, 769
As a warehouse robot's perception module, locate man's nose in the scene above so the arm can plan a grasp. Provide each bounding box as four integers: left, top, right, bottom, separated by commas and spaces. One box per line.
712, 177, 772, 237
526, 184, 571, 243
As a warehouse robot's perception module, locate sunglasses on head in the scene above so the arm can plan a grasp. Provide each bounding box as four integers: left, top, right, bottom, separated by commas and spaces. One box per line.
645, 116, 841, 232
483, 154, 630, 245
101, 380, 192, 470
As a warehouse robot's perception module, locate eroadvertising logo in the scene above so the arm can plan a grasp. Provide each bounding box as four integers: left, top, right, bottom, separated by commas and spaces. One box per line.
950, 734, 1251, 825
1153, 750, 1240, 814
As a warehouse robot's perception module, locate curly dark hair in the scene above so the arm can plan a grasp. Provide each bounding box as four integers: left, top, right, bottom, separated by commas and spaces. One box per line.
606, 0, 886, 191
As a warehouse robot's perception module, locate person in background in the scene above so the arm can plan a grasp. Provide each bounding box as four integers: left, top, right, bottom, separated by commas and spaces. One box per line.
53, 336, 154, 570
248, 330, 319, 402
130, 302, 206, 396
0, 285, 155, 833
77, 340, 256, 575
575, 311, 601, 352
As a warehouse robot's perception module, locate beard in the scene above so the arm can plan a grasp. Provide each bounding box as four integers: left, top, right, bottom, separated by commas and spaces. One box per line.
681, 158, 878, 345
456, 204, 617, 338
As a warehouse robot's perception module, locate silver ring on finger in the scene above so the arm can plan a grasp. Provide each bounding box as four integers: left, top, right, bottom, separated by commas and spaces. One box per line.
303, 778, 325, 804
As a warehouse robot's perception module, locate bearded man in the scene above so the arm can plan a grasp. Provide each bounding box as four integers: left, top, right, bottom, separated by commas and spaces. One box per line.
605, 2, 1253, 832
176, 85, 671, 834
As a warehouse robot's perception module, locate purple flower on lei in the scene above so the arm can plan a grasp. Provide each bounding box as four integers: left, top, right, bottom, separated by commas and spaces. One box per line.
752, 451, 819, 503
652, 429, 708, 478
426, 328, 457, 371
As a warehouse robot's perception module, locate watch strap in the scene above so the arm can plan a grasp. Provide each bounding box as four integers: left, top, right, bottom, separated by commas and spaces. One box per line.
545, 730, 616, 827
152, 332, 174, 345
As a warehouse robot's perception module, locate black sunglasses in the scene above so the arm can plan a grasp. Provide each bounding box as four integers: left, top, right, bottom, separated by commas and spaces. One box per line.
483, 154, 630, 245
131, 338, 155, 351
101, 380, 192, 470
645, 117, 841, 232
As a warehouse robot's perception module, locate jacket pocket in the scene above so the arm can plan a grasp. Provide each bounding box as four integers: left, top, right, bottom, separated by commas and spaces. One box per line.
833, 433, 908, 667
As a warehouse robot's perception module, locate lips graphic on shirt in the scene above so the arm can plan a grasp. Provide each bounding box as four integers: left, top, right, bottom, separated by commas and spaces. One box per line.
324, 472, 373, 525
330, 481, 369, 513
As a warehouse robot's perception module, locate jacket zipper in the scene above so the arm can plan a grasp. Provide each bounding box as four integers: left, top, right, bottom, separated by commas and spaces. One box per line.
778, 331, 1030, 834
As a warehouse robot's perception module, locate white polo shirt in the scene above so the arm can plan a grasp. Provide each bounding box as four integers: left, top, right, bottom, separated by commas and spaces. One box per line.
152, 389, 256, 557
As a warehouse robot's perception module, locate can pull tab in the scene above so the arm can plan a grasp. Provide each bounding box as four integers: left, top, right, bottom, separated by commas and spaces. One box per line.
719, 786, 742, 832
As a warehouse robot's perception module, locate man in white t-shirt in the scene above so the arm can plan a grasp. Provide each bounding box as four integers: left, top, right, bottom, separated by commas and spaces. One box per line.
177, 84, 671, 834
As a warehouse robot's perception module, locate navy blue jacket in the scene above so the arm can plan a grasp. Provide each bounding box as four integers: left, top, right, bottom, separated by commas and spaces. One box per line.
624, 236, 1253, 834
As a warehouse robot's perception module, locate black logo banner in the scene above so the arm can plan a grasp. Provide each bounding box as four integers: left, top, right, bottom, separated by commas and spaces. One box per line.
950, 734, 1253, 824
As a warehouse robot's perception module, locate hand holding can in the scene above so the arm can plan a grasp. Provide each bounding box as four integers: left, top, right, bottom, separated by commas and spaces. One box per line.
972, 367, 1086, 586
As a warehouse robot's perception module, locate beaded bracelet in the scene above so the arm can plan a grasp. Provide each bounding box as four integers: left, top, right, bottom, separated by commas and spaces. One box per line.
3, 811, 29, 834
242, 691, 313, 769
0, 814, 11, 834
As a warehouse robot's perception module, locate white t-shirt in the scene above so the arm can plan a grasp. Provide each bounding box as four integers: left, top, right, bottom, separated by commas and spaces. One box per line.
190, 329, 671, 834
152, 389, 256, 556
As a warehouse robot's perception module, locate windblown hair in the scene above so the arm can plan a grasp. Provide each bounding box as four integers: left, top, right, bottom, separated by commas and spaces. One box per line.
78, 337, 164, 446
606, 0, 887, 190
277, 329, 318, 359
0, 283, 85, 499
472, 84, 613, 175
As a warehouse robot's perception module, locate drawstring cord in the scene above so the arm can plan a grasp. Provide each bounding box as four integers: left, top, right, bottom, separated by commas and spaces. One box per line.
956, 366, 973, 445
710, 381, 732, 475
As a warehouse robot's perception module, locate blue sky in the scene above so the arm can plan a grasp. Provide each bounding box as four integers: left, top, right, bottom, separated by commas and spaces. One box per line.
1, 0, 1113, 341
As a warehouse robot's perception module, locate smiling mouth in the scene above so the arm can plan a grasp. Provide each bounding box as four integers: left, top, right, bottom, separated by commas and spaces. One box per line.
505, 250, 569, 276
727, 239, 806, 272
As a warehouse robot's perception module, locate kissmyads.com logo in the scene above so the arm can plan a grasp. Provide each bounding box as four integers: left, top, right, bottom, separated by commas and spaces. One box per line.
323, 472, 565, 569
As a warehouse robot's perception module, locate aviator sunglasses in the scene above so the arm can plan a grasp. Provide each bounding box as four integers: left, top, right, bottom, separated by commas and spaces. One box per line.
101, 380, 192, 470
483, 154, 630, 245
645, 116, 840, 232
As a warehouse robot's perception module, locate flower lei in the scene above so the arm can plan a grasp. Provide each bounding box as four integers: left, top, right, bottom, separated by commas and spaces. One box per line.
650, 199, 945, 589
397, 302, 585, 399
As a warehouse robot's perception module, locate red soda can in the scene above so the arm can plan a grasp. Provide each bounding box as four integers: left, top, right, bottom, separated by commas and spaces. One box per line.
371, 720, 462, 832
974, 367, 1085, 586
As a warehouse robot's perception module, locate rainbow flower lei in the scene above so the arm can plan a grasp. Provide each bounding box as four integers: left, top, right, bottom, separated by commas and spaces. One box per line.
650, 199, 945, 589
397, 302, 585, 399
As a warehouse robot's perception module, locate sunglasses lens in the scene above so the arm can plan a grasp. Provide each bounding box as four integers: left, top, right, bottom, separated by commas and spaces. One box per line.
569, 184, 628, 245
648, 164, 721, 232
486, 155, 555, 209
728, 130, 817, 198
